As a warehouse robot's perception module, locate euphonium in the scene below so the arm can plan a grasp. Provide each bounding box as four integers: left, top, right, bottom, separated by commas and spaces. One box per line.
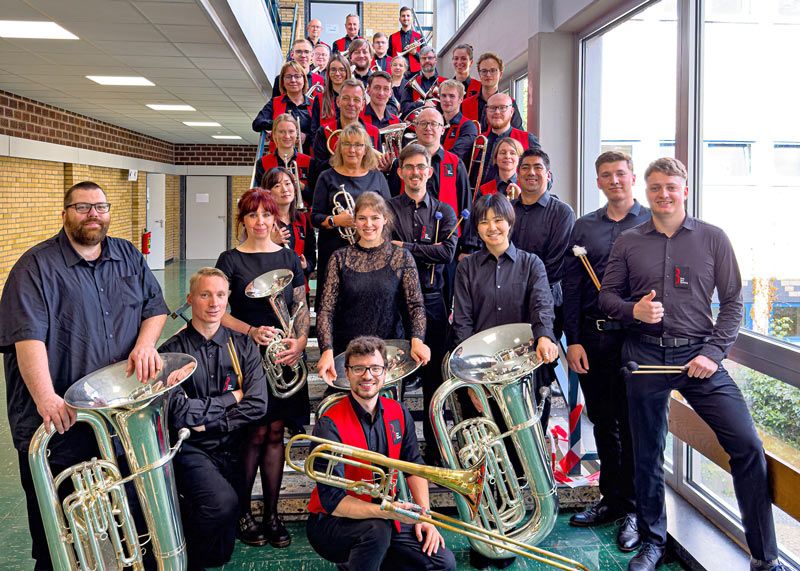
286, 431, 587, 570
28, 353, 197, 571
430, 323, 559, 561
332, 184, 357, 245
245, 269, 308, 399
379, 123, 410, 161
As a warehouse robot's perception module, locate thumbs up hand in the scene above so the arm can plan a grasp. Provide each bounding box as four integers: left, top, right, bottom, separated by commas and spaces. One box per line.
633, 290, 664, 323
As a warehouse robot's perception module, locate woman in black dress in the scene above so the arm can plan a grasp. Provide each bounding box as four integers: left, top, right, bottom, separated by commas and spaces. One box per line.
311, 123, 391, 310
215, 188, 310, 549
316, 190, 431, 382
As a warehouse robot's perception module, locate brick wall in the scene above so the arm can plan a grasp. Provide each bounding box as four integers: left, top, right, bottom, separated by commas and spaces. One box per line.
165, 175, 181, 261
230, 175, 252, 245
175, 145, 258, 166
280, 1, 306, 53
0, 158, 156, 291
363, 3, 401, 38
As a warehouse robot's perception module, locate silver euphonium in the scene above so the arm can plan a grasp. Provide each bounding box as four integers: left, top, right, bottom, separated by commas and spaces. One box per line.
379, 123, 410, 161
430, 323, 558, 560
28, 353, 198, 571
332, 184, 357, 245
245, 269, 308, 399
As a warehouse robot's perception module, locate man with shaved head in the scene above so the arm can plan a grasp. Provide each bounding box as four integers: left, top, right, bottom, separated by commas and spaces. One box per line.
306, 18, 324, 47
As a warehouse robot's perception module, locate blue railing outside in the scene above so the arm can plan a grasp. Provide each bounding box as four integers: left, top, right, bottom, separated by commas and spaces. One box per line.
265, 0, 282, 39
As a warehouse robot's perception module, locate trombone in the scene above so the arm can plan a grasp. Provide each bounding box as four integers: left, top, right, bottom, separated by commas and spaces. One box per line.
469, 132, 489, 198
285, 434, 589, 571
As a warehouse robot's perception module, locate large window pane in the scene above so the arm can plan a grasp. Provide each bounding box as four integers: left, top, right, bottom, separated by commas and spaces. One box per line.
580, 0, 677, 213
699, 5, 800, 346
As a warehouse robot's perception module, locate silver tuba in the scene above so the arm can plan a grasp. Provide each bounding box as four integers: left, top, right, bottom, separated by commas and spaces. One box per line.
332, 184, 357, 245
28, 353, 198, 570
430, 323, 558, 560
246, 269, 308, 399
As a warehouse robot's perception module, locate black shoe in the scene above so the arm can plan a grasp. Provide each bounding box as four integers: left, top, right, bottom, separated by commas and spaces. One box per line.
751, 559, 787, 571
617, 514, 641, 552
264, 514, 292, 548
569, 502, 621, 527
628, 543, 666, 571
237, 512, 268, 547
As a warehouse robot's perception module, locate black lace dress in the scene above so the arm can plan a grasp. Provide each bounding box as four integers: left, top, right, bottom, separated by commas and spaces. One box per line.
317, 241, 427, 355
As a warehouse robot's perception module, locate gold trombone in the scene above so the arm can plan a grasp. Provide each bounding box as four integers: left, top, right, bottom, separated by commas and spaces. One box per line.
285, 434, 589, 571
469, 132, 489, 198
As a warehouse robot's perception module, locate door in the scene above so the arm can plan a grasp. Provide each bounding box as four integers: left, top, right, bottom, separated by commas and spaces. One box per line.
145, 173, 166, 270
185, 176, 227, 260
309, 2, 360, 46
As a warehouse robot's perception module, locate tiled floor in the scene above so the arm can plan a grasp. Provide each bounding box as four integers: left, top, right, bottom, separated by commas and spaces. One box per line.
0, 259, 688, 570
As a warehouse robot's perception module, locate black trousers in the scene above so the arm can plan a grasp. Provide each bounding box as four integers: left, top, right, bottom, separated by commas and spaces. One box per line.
575, 324, 635, 514
173, 443, 242, 569
623, 338, 778, 560
421, 291, 449, 464
307, 513, 456, 571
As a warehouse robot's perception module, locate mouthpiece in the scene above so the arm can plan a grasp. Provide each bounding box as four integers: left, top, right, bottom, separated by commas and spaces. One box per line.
572, 245, 588, 257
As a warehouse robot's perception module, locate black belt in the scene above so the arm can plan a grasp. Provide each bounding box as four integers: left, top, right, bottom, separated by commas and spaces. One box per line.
639, 334, 707, 347
583, 316, 623, 332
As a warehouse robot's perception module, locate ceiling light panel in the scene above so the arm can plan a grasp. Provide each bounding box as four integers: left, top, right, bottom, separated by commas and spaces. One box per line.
0, 21, 78, 40
86, 75, 154, 86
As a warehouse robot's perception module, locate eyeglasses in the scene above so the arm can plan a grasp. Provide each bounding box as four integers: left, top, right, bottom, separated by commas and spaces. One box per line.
401, 164, 429, 172
487, 104, 511, 113
329, 67, 348, 75
478, 68, 500, 76
346, 365, 387, 376
340, 142, 365, 149
66, 202, 111, 214
415, 120, 443, 129
284, 74, 304, 82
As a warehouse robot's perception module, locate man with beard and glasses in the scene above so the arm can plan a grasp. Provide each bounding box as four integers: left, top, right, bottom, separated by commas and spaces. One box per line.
0, 181, 169, 570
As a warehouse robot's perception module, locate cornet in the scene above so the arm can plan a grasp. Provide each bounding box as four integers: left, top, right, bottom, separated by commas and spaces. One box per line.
332, 184, 357, 245
245, 269, 308, 399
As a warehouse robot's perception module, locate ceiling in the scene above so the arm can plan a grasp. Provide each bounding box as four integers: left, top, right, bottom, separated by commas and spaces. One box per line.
0, 0, 270, 144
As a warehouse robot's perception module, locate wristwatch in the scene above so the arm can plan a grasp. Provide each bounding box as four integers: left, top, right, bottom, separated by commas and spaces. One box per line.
327, 215, 335, 227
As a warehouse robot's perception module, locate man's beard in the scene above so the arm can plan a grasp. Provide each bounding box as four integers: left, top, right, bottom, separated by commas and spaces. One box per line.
65, 216, 109, 246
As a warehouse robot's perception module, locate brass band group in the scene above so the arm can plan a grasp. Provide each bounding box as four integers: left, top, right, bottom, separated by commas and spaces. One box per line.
0, 6, 787, 571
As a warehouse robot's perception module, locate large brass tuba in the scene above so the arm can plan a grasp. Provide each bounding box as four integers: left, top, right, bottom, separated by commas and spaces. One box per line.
430, 323, 559, 561
246, 269, 308, 399
28, 353, 197, 570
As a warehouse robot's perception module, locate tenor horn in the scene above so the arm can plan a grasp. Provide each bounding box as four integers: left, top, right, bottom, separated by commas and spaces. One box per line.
430, 323, 560, 562
332, 184, 358, 245
379, 123, 410, 161
28, 353, 197, 571
245, 269, 308, 399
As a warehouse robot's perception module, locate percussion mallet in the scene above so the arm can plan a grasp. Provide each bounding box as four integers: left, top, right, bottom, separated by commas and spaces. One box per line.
623, 361, 688, 375
445, 209, 470, 241
430, 210, 444, 285
572, 245, 602, 291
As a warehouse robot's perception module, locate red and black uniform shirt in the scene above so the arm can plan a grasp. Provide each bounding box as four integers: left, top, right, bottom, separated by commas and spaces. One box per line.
388, 29, 422, 73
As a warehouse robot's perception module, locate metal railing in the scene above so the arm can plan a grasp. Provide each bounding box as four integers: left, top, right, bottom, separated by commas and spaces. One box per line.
265, 0, 282, 40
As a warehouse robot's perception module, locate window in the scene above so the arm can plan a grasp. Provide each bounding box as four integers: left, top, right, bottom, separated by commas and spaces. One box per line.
699, 2, 800, 347
514, 75, 528, 128
456, 0, 481, 28
579, 0, 677, 214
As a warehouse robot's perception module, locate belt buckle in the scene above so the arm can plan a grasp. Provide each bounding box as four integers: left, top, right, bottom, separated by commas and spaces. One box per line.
658, 337, 667, 347
595, 319, 606, 332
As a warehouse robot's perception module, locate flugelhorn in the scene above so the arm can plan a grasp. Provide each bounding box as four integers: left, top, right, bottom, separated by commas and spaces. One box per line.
430, 323, 564, 563
245, 269, 308, 399
332, 184, 357, 245
286, 433, 588, 570
29, 354, 197, 571
397, 37, 424, 58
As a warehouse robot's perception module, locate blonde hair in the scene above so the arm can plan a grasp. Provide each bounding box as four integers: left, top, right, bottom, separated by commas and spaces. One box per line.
354, 191, 394, 239
279, 61, 308, 95
492, 137, 524, 166
189, 267, 229, 294
329, 123, 379, 170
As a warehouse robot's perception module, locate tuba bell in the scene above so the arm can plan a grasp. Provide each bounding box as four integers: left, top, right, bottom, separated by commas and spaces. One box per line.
28, 353, 198, 571
430, 323, 559, 561
245, 269, 308, 399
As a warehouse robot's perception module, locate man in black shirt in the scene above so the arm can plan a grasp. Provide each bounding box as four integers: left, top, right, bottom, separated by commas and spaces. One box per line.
439, 79, 478, 166
388, 144, 457, 465
599, 158, 785, 571
348, 38, 373, 86
306, 336, 455, 571
160, 268, 268, 569
0, 181, 169, 570
306, 18, 324, 48
563, 151, 650, 552
400, 46, 446, 117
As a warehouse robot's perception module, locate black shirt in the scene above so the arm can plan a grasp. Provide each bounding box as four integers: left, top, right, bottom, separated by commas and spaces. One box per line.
252, 94, 312, 134
511, 191, 576, 304
400, 73, 442, 116
312, 394, 422, 513
486, 173, 518, 196
0, 230, 168, 453
452, 243, 555, 347
598, 216, 743, 363
363, 103, 400, 130
471, 93, 524, 132
562, 201, 651, 345
442, 111, 478, 166
160, 324, 267, 453
388, 192, 458, 294
474, 126, 540, 187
